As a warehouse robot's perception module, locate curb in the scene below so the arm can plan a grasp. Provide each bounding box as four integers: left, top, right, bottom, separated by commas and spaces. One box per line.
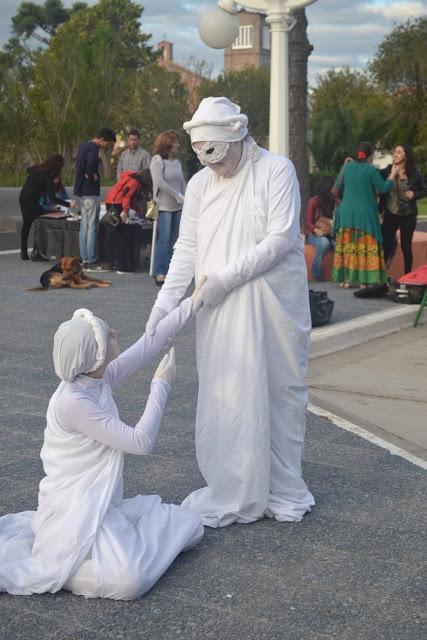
310, 305, 417, 359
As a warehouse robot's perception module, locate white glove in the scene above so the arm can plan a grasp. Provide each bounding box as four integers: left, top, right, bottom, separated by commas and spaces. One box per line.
153, 347, 176, 384
191, 275, 208, 303
193, 273, 227, 313
146, 306, 167, 336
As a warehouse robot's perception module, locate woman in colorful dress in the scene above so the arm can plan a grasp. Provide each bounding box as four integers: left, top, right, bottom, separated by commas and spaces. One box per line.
332, 142, 398, 289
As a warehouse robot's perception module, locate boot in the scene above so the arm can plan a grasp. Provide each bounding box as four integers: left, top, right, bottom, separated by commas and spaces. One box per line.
21, 248, 29, 261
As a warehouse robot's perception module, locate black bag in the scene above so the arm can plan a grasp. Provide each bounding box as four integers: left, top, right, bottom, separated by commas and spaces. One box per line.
388, 280, 425, 304
309, 290, 334, 327
101, 205, 121, 228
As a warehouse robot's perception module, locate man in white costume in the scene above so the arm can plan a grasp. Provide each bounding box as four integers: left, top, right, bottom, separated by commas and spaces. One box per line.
146, 97, 315, 528
0, 295, 203, 600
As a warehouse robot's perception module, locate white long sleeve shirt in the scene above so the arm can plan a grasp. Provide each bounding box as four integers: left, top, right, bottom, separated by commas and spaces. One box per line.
51, 298, 193, 455
150, 155, 186, 212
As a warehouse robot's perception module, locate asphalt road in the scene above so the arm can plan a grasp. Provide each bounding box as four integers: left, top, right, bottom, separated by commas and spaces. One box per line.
0, 253, 425, 640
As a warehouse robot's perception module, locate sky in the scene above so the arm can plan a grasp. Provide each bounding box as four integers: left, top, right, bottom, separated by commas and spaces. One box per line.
0, 0, 426, 86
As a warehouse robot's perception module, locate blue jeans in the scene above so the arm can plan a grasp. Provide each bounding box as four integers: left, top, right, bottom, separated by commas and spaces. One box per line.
154, 210, 181, 276
79, 196, 100, 264
307, 234, 335, 279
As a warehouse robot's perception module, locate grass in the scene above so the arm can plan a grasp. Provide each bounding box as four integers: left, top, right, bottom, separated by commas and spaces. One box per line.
417, 197, 427, 217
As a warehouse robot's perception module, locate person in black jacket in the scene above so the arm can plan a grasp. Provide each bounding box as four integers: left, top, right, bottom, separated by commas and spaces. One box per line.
19, 154, 70, 261
73, 128, 116, 272
380, 144, 427, 274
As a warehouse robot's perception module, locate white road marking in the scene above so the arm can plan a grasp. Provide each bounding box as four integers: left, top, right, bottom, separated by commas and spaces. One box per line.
308, 403, 427, 470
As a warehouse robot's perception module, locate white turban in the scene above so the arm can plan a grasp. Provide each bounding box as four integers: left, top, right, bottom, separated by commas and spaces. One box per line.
183, 97, 248, 143
53, 308, 109, 382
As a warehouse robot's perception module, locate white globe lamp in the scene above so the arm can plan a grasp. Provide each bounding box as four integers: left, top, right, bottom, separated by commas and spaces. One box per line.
199, 7, 239, 49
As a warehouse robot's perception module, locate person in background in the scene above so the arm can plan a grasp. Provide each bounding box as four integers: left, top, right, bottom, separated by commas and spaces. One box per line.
19, 154, 70, 261
305, 177, 336, 280
380, 144, 427, 274
105, 169, 153, 274
116, 129, 151, 180
74, 128, 116, 272
332, 141, 398, 289
150, 131, 186, 286
39, 175, 70, 213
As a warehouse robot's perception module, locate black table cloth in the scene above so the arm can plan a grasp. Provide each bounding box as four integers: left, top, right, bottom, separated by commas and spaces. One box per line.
34, 217, 153, 265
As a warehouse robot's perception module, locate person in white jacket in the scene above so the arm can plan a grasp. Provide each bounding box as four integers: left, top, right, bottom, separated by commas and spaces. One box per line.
0, 295, 203, 600
146, 97, 315, 529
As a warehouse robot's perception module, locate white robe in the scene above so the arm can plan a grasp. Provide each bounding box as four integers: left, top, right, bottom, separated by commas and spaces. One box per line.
0, 299, 203, 600
156, 146, 315, 527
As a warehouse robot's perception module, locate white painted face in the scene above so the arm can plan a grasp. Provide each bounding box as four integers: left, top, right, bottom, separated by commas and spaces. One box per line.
193, 140, 243, 178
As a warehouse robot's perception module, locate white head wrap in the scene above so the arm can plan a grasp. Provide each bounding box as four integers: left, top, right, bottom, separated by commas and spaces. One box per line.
183, 97, 248, 143
53, 308, 109, 382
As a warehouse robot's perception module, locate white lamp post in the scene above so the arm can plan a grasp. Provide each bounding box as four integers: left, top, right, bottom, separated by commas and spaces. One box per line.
199, 0, 318, 156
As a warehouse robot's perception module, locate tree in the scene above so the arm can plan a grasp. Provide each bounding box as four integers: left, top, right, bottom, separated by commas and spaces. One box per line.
369, 16, 427, 94
369, 16, 427, 168
196, 66, 270, 147
309, 68, 390, 172
12, 0, 87, 44
288, 8, 312, 219
25, 0, 158, 165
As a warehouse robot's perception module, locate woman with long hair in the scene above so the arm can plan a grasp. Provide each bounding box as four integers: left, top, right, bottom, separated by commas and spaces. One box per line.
150, 130, 186, 286
332, 142, 398, 289
19, 154, 70, 261
381, 144, 427, 274
305, 176, 336, 280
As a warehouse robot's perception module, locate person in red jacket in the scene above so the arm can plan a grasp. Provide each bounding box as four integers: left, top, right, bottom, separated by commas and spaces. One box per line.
304, 177, 336, 280
105, 170, 152, 274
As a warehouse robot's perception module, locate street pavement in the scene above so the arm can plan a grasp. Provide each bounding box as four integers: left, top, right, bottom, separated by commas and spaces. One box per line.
308, 324, 427, 460
0, 253, 426, 640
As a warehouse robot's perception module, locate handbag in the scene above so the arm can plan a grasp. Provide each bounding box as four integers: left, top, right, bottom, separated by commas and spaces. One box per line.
146, 156, 165, 221
145, 199, 159, 221
314, 216, 333, 236
101, 205, 121, 228
309, 290, 334, 327
396, 177, 413, 216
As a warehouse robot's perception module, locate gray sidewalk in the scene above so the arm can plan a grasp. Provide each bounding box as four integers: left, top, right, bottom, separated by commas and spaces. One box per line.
308, 324, 427, 461
0, 253, 426, 640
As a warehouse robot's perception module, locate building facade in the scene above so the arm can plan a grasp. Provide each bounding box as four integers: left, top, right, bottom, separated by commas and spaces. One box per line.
157, 40, 202, 111
224, 10, 270, 72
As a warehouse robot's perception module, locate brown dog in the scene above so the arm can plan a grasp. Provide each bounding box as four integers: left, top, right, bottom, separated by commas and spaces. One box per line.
28, 257, 111, 291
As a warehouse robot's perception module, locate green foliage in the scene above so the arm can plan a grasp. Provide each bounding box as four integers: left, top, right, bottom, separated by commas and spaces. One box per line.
196, 66, 270, 147
12, 0, 86, 44
368, 16, 427, 156
0, 0, 190, 176
309, 68, 390, 172
369, 16, 427, 93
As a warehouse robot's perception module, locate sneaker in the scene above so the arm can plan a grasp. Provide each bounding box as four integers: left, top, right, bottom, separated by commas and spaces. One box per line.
116, 270, 135, 275
85, 262, 103, 272
81, 261, 88, 270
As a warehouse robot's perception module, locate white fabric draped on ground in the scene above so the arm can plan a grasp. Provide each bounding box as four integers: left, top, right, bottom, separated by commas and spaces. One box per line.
156, 144, 315, 528
0, 301, 203, 599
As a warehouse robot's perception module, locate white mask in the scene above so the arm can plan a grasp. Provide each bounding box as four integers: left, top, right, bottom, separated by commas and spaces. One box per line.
192, 140, 230, 166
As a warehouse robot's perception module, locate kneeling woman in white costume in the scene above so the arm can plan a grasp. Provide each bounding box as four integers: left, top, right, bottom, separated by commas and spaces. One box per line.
0, 298, 203, 600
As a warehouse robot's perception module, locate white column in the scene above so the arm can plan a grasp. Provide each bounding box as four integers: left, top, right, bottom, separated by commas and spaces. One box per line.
265, 10, 295, 156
